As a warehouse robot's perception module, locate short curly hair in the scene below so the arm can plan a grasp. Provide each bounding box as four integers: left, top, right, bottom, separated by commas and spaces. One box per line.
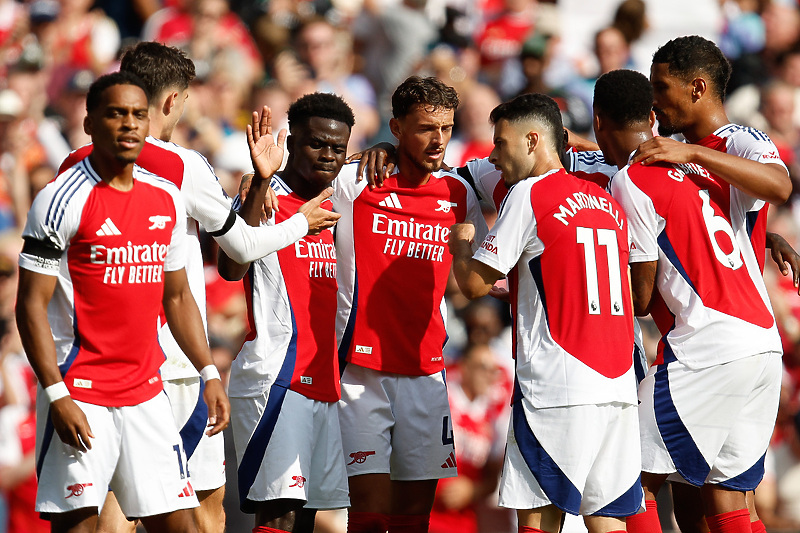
594, 69, 653, 126
652, 35, 731, 102
287, 92, 355, 132
391, 76, 459, 119
86, 71, 148, 112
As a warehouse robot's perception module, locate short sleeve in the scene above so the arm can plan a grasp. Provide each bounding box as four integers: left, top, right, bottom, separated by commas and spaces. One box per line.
473, 182, 538, 275
19, 179, 80, 275
163, 185, 189, 272
609, 167, 660, 263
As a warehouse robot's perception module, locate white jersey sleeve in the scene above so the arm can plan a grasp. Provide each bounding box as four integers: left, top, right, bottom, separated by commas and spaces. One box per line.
473, 180, 539, 274
462, 157, 501, 202
171, 143, 308, 263
19, 167, 94, 275
609, 166, 661, 263
158, 172, 189, 273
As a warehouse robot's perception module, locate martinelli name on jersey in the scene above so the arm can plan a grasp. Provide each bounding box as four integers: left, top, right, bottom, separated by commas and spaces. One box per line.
553, 190, 624, 229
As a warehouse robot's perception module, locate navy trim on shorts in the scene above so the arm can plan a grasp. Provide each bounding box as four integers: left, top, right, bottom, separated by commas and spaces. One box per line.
512, 387, 582, 514
237, 299, 299, 513
718, 453, 766, 492
180, 379, 208, 460
592, 475, 644, 517
653, 341, 710, 486
36, 408, 56, 478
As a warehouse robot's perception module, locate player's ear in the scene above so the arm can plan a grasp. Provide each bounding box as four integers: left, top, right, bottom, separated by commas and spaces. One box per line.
83, 114, 92, 136
527, 131, 538, 153
593, 113, 602, 133
648, 109, 656, 129
691, 77, 707, 101
163, 91, 178, 116
285, 134, 294, 152
389, 118, 401, 140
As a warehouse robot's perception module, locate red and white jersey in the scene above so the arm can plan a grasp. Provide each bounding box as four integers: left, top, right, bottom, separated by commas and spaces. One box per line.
473, 169, 637, 408
696, 123, 788, 272
228, 176, 339, 402
610, 159, 782, 369
60, 138, 307, 380
20, 159, 187, 406
333, 163, 488, 376
460, 150, 616, 211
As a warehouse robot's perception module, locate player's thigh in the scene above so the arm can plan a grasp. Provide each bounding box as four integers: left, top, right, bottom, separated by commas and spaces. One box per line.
96, 492, 137, 533
338, 365, 394, 476
193, 487, 225, 533
671, 482, 708, 533
389, 371, 456, 481
111, 392, 198, 519
138, 508, 196, 533
34, 395, 119, 515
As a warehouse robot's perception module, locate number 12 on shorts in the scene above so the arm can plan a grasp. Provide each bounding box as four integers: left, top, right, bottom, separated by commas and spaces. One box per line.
576, 226, 624, 316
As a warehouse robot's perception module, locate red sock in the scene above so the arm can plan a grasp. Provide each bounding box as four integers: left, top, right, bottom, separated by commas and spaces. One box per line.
750, 519, 766, 533
626, 499, 662, 533
706, 509, 751, 533
348, 511, 390, 533
388, 514, 429, 532
253, 528, 289, 533
518, 528, 545, 533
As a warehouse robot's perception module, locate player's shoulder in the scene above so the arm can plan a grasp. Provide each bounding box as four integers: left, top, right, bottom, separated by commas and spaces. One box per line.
433, 168, 479, 197
146, 137, 214, 171
715, 122, 771, 142
134, 165, 182, 196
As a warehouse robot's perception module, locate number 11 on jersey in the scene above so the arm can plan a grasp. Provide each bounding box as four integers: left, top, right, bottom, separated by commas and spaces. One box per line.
576, 226, 624, 316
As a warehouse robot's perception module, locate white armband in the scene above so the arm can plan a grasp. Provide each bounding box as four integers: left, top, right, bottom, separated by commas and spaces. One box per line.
45, 381, 70, 403
200, 364, 221, 382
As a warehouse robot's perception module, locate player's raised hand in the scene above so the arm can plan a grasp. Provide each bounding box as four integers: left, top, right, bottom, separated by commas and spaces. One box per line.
51, 396, 94, 452
348, 142, 397, 189
298, 187, 341, 235
768, 232, 800, 293
203, 378, 230, 436
632, 136, 698, 166
247, 105, 287, 181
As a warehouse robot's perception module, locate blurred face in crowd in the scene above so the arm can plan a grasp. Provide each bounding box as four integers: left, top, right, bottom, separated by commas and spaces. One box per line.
391, 104, 454, 176
595, 27, 629, 74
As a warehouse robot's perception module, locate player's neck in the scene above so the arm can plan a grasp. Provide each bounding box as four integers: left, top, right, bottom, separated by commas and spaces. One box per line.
88, 152, 135, 191
396, 153, 433, 187
281, 168, 329, 201
682, 106, 729, 144
615, 129, 652, 168
530, 152, 564, 179
147, 109, 170, 142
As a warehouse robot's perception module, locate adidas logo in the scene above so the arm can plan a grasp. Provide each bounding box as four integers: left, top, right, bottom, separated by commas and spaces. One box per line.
378, 193, 403, 209
440, 451, 457, 469
178, 481, 195, 498
96, 218, 121, 237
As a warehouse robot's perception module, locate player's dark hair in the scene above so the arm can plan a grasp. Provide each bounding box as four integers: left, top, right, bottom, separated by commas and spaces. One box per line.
287, 92, 355, 132
594, 69, 653, 126
119, 41, 196, 102
489, 93, 564, 156
392, 76, 459, 119
652, 35, 731, 102
86, 71, 149, 112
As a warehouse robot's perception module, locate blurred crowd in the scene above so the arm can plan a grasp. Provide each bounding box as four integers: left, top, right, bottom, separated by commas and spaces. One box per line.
4, 0, 800, 532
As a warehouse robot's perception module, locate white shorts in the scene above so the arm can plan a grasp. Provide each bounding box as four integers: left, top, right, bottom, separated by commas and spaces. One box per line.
499, 397, 643, 516
338, 364, 457, 481
163, 378, 226, 492
231, 386, 349, 512
638, 351, 781, 490
35, 390, 198, 518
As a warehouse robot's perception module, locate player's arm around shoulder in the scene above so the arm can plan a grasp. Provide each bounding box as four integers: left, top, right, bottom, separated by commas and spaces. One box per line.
217, 172, 265, 281
632, 136, 791, 205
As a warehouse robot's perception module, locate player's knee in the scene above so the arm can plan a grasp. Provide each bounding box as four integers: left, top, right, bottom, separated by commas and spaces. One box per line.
196, 487, 226, 533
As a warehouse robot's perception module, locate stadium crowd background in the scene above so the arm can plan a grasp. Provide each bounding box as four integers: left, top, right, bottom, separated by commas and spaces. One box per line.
2, 0, 800, 531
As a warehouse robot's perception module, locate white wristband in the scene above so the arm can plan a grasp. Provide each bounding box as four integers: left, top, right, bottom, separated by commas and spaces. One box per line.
45, 382, 70, 403
200, 365, 221, 382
